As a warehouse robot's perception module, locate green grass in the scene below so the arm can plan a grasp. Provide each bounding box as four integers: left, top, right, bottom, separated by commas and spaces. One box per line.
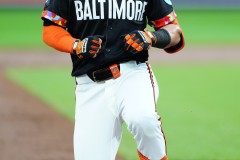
0, 9, 240, 49
154, 64, 240, 160
6, 64, 240, 160
6, 67, 76, 120
0, 9, 46, 49
175, 10, 240, 45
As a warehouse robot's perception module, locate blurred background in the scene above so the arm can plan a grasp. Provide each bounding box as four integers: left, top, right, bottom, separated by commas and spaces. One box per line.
0, 0, 239, 160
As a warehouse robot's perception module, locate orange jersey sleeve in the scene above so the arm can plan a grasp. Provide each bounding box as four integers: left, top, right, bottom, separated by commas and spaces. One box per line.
42, 25, 76, 53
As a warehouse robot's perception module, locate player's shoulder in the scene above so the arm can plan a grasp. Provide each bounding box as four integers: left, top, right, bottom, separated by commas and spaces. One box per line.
163, 0, 172, 5
148, 0, 173, 6
44, 0, 70, 5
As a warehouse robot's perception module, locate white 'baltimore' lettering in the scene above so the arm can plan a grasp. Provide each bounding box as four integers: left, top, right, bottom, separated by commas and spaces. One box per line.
126, 0, 135, 20
134, 1, 142, 20
108, 0, 112, 18
74, 0, 148, 21
99, 0, 106, 19
113, 0, 126, 19
139, 2, 147, 20
84, 0, 92, 20
92, 0, 100, 19
75, 1, 83, 20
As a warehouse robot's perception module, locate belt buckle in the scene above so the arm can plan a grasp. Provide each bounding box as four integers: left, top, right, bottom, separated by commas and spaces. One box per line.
109, 64, 120, 79
92, 70, 100, 82
92, 68, 109, 82
92, 72, 97, 82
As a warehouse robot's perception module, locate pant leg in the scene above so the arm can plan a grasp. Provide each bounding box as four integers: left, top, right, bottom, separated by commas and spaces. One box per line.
118, 62, 167, 160
74, 76, 122, 160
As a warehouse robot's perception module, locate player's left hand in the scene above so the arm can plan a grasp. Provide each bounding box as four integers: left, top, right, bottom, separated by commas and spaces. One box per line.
123, 29, 154, 54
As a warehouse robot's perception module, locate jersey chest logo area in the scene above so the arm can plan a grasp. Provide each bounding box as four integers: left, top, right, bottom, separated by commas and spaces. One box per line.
74, 0, 148, 21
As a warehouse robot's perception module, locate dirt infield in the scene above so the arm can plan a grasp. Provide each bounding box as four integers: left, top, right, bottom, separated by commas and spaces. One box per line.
0, 47, 239, 160
0, 51, 74, 160
0, 73, 74, 160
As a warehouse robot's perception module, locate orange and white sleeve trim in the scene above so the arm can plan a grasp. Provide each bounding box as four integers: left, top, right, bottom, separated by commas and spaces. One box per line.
149, 11, 176, 30
41, 10, 67, 28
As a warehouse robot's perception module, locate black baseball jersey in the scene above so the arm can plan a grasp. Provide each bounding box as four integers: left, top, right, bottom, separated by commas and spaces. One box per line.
42, 0, 176, 76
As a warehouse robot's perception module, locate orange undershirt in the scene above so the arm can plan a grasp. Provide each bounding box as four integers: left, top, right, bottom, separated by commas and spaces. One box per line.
42, 25, 76, 53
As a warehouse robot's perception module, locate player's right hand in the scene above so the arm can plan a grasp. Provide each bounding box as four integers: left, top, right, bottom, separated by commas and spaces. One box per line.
73, 35, 102, 59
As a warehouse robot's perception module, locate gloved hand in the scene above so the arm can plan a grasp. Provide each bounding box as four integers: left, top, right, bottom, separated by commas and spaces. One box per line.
124, 29, 156, 54
73, 35, 103, 59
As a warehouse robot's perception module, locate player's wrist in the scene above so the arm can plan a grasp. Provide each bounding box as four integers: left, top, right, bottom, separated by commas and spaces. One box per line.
72, 39, 84, 59
152, 29, 171, 49
144, 29, 156, 45
72, 39, 80, 54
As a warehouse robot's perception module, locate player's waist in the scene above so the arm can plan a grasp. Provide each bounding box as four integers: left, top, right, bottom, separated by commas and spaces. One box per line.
71, 50, 148, 77
76, 60, 146, 84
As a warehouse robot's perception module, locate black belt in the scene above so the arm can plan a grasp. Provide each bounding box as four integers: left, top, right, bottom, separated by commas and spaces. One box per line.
87, 64, 121, 82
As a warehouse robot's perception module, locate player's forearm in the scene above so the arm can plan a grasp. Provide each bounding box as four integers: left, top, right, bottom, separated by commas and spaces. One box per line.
160, 24, 182, 48
42, 25, 76, 53
148, 19, 185, 53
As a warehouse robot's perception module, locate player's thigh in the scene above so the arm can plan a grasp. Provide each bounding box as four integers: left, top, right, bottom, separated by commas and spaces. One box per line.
119, 66, 159, 117
74, 82, 121, 160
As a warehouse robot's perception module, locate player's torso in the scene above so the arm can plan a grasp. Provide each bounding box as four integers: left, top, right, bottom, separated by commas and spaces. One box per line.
66, 0, 150, 76
67, 0, 149, 49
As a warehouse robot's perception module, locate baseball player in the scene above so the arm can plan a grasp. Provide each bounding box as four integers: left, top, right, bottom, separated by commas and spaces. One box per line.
41, 0, 184, 159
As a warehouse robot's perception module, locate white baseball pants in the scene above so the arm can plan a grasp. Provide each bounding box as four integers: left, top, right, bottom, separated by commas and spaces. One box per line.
74, 61, 167, 160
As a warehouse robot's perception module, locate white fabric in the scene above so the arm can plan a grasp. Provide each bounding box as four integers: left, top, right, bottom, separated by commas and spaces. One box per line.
74, 61, 166, 160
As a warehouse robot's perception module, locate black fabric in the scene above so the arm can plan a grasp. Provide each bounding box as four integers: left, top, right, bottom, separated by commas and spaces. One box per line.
145, 0, 173, 21
43, 19, 58, 26
152, 29, 171, 49
41, 0, 174, 76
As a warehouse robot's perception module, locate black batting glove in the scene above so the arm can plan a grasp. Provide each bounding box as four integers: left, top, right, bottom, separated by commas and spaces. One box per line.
73, 35, 102, 59
124, 29, 155, 54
